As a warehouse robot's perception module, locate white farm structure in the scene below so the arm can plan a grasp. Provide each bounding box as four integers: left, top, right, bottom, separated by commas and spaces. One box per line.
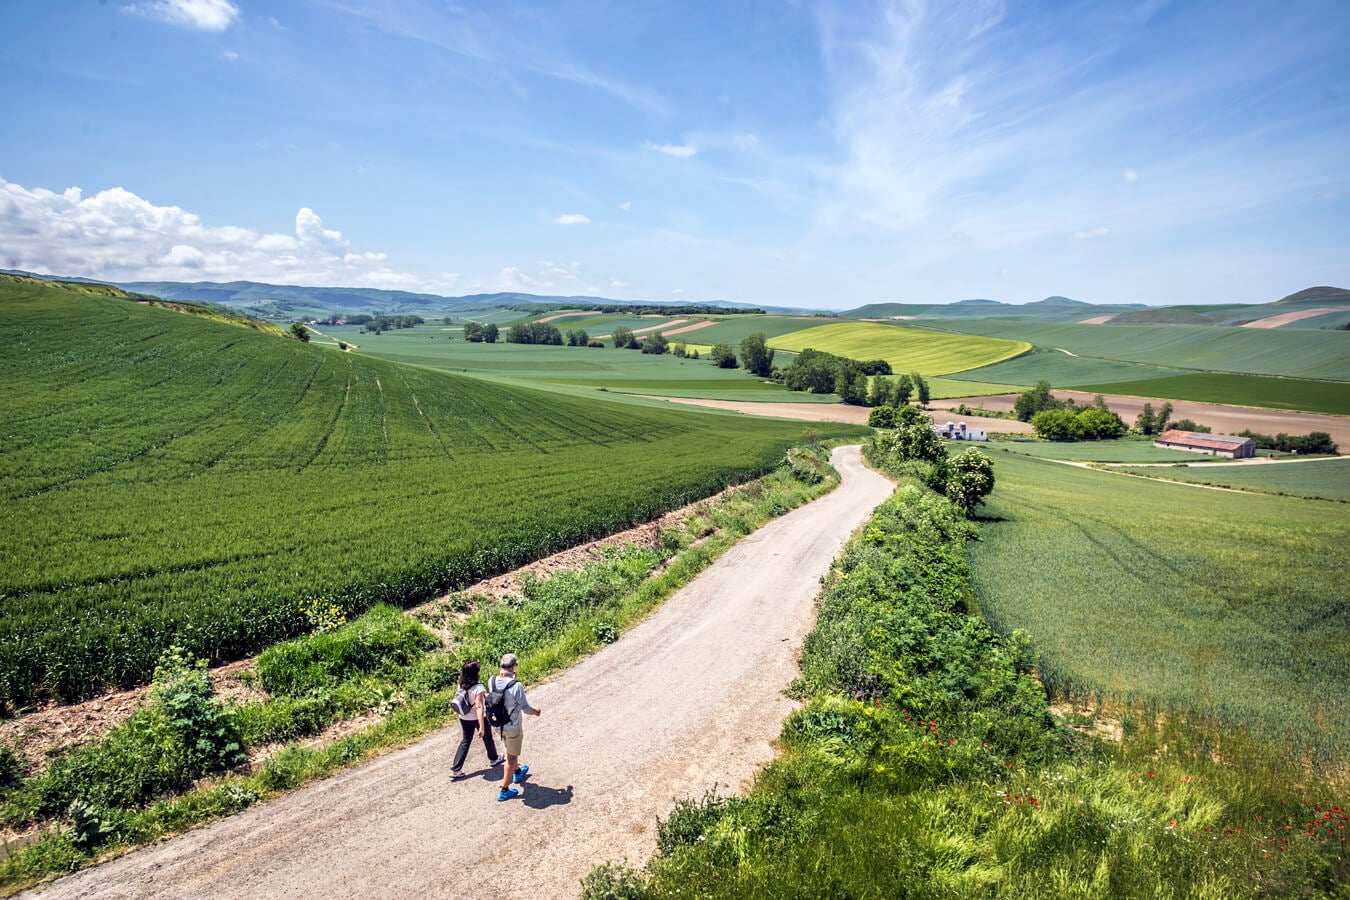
935, 421, 987, 442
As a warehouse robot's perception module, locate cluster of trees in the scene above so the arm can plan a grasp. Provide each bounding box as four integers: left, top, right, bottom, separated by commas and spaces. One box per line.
564, 329, 590, 346
1031, 403, 1128, 441
289, 321, 310, 342
1134, 402, 1174, 435
463, 322, 499, 343
1014, 381, 1126, 441
779, 349, 910, 406
506, 321, 563, 345
1234, 429, 1338, 454
865, 404, 996, 516
359, 314, 425, 334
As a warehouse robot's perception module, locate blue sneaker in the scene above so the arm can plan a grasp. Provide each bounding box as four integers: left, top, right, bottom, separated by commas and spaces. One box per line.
497, 787, 519, 802
512, 763, 529, 784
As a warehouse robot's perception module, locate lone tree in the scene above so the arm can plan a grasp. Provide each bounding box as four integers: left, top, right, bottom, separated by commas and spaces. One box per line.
912, 372, 931, 406
893, 373, 914, 406
740, 332, 775, 377
290, 321, 311, 342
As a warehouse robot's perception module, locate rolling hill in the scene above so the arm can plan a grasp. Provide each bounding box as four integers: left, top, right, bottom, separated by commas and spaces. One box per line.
0, 276, 852, 706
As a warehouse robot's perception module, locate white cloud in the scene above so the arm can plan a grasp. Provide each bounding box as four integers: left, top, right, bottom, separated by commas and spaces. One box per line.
221, 49, 240, 62
122, 0, 239, 31
671, 288, 685, 295
0, 177, 425, 289
1073, 227, 1110, 240
733, 134, 760, 152
609, 278, 628, 288
539, 260, 581, 279
618, 201, 632, 211
646, 142, 699, 158
552, 213, 590, 225
1123, 168, 1140, 183
496, 267, 541, 291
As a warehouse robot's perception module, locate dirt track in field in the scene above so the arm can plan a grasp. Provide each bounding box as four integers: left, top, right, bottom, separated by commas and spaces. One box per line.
27, 447, 893, 900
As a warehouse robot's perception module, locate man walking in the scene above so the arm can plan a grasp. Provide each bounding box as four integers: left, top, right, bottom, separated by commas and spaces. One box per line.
491, 653, 541, 802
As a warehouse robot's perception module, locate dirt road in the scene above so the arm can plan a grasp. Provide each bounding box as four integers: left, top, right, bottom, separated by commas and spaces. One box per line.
27, 447, 893, 900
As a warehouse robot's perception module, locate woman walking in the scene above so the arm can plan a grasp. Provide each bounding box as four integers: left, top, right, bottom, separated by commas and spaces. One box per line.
450, 660, 503, 778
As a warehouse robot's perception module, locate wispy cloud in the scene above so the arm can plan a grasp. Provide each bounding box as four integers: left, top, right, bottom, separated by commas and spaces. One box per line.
552, 213, 590, 225
1074, 227, 1110, 240
122, 0, 239, 31
319, 1, 667, 113
646, 142, 698, 158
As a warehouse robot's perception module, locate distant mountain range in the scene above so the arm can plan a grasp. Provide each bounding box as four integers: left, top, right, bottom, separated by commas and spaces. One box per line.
3, 270, 1347, 325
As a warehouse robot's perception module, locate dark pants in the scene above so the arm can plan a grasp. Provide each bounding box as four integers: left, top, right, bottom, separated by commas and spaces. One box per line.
452, 718, 498, 771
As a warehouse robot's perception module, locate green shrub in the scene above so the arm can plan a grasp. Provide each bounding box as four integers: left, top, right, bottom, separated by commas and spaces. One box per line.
257, 605, 438, 696
30, 647, 243, 835
581, 863, 648, 900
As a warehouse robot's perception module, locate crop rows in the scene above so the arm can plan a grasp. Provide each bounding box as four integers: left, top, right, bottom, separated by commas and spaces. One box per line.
0, 281, 831, 707
768, 321, 1030, 376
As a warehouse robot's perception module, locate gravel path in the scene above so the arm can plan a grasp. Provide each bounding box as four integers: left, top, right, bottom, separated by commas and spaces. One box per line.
26, 447, 892, 900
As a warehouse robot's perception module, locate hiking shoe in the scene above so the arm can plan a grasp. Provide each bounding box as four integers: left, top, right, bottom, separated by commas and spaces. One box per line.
497, 787, 519, 802
512, 764, 529, 784
488, 756, 506, 767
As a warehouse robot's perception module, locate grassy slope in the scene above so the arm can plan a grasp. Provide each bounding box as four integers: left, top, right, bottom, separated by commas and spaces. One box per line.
681, 315, 838, 345
952, 346, 1183, 386
966, 452, 1350, 767
922, 319, 1350, 380
317, 326, 819, 401
1112, 458, 1350, 502
768, 321, 1031, 376
0, 281, 864, 704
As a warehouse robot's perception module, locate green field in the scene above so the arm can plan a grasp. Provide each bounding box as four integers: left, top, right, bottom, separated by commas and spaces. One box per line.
0, 279, 860, 707
317, 326, 828, 401
1112, 458, 1350, 502
924, 319, 1350, 380
680, 315, 836, 345
966, 452, 1350, 767
983, 436, 1208, 463
1071, 372, 1350, 415
768, 321, 1031, 376
952, 346, 1181, 387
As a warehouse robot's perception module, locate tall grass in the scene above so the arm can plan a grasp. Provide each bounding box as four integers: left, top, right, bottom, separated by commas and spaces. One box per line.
589, 480, 1348, 899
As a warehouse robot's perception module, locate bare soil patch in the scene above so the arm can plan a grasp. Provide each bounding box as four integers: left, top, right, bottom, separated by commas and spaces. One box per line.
1241, 307, 1344, 328
660, 319, 718, 337
535, 311, 602, 323
1078, 315, 1117, 325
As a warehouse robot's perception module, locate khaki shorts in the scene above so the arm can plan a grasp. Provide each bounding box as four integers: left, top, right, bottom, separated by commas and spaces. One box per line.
499, 729, 523, 757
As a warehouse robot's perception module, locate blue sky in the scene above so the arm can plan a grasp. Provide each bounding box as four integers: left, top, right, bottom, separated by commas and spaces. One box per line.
1, 0, 1346, 308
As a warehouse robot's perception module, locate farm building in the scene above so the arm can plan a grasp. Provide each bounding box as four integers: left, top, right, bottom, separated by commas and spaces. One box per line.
935, 421, 988, 442
1153, 429, 1256, 458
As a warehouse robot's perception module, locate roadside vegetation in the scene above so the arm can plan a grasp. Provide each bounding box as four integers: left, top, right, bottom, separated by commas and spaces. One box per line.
0, 446, 843, 894
0, 282, 865, 708
584, 449, 1348, 899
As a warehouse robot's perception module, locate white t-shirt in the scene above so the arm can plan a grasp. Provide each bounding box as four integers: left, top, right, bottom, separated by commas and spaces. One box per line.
457, 683, 486, 721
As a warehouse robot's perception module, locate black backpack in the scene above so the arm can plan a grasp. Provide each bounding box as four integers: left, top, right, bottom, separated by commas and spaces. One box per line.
485, 675, 518, 727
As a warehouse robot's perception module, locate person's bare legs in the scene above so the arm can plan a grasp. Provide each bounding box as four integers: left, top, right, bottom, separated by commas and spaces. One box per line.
500, 754, 518, 791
